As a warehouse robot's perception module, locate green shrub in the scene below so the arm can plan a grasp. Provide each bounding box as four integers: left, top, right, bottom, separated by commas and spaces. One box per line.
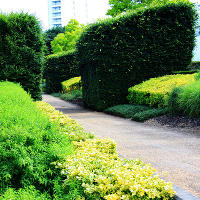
59, 138, 175, 199
105, 104, 151, 118
0, 186, 50, 200
60, 90, 82, 101
168, 80, 200, 117
188, 61, 200, 69
0, 82, 73, 194
132, 108, 168, 122
127, 74, 196, 107
77, 1, 197, 111
0, 13, 44, 100
62, 77, 81, 93
105, 104, 167, 121
44, 50, 79, 93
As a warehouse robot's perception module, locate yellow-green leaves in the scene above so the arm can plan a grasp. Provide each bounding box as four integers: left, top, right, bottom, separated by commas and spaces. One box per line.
128, 73, 196, 107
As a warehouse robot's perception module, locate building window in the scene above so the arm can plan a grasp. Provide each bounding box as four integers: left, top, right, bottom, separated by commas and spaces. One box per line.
53, 18, 61, 22
53, 24, 62, 27
52, 6, 61, 11
53, 12, 61, 17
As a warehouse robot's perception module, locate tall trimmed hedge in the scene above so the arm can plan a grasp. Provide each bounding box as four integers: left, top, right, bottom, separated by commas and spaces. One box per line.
0, 13, 44, 100
44, 50, 79, 93
77, 1, 197, 110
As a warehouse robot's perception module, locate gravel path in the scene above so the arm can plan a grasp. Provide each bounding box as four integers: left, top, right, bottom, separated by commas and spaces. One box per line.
43, 94, 200, 198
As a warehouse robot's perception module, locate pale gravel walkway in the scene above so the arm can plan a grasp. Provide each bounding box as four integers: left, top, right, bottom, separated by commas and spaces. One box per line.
43, 94, 200, 198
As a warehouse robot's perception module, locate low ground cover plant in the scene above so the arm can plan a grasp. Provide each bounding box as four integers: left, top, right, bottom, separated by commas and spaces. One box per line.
127, 73, 196, 108
58, 138, 175, 200
105, 104, 167, 122
168, 80, 200, 117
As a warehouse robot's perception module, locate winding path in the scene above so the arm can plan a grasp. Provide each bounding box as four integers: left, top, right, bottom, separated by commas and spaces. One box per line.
43, 94, 200, 198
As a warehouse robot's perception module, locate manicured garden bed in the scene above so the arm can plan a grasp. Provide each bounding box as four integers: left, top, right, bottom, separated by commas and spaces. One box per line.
0, 81, 175, 199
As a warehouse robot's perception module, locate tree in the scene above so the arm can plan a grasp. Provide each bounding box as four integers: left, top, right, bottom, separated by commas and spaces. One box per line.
106, 0, 173, 17
106, 0, 147, 17
44, 26, 65, 55
51, 19, 85, 54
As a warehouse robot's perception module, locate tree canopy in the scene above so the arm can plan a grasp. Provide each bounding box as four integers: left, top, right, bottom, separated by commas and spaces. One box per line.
44, 26, 65, 55
51, 19, 85, 54
106, 0, 187, 17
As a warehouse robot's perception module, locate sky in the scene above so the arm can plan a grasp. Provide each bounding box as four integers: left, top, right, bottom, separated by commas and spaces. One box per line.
0, 0, 110, 30
0, 0, 199, 31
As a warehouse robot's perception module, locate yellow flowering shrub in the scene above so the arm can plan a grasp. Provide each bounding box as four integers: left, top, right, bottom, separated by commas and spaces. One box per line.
36, 101, 175, 200
127, 73, 196, 107
59, 138, 175, 200
35, 101, 93, 141
61, 76, 81, 93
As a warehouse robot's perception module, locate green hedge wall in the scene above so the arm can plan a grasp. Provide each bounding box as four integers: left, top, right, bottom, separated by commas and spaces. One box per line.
0, 13, 44, 100
44, 50, 80, 93
77, 1, 197, 111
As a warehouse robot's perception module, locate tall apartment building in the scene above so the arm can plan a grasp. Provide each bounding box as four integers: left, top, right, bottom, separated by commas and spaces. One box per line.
48, 0, 89, 29
48, 0, 62, 28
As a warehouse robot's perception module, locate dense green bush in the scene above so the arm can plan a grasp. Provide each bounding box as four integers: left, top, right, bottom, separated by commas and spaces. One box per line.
44, 50, 79, 93
168, 80, 200, 117
0, 13, 44, 100
77, 1, 197, 111
127, 74, 196, 107
0, 82, 73, 195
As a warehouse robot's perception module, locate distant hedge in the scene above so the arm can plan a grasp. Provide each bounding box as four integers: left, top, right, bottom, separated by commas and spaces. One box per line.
44, 50, 79, 93
0, 13, 44, 100
77, 1, 197, 110
127, 73, 196, 108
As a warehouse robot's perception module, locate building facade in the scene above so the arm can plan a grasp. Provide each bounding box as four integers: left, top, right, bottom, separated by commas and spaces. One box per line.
48, 0, 89, 29
48, 0, 62, 28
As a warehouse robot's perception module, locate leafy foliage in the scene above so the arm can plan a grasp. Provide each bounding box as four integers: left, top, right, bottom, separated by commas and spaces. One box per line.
36, 101, 93, 142
58, 138, 175, 199
127, 74, 196, 107
168, 80, 200, 117
60, 90, 82, 102
0, 82, 73, 195
106, 0, 186, 16
77, 1, 197, 111
106, 0, 148, 17
44, 50, 80, 93
44, 26, 65, 55
0, 186, 50, 200
61, 77, 81, 93
105, 104, 167, 121
0, 12, 44, 100
51, 19, 85, 54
